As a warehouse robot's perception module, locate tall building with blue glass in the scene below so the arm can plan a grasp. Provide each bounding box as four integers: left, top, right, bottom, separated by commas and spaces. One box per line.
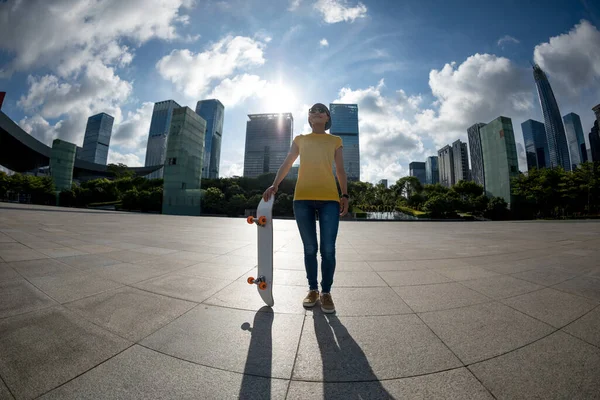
409, 162, 426, 184
532, 64, 571, 171
521, 119, 550, 170
195, 99, 224, 179
329, 103, 360, 181
425, 156, 439, 185
563, 112, 588, 169
145, 100, 181, 179
467, 123, 486, 187
243, 113, 293, 178
80, 113, 113, 165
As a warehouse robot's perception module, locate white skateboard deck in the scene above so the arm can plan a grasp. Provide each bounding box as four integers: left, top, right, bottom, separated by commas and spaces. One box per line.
247, 196, 274, 307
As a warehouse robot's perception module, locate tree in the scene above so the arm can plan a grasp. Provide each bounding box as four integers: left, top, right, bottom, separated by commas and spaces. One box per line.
107, 163, 134, 179
484, 196, 510, 220
202, 187, 225, 214
226, 194, 247, 217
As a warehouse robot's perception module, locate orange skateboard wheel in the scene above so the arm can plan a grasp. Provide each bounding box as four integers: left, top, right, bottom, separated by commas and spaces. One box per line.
247, 216, 254, 224
258, 216, 267, 225
247, 277, 255, 284
258, 282, 268, 290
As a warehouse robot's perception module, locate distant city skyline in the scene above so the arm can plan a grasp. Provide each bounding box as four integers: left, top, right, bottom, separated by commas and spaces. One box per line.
1, 1, 598, 183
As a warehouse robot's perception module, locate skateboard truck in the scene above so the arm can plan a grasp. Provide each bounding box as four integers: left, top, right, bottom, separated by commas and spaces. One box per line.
247, 215, 267, 226
247, 275, 268, 290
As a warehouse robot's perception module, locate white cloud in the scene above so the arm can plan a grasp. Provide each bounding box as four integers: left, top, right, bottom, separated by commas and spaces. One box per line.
533, 19, 600, 97
333, 80, 424, 183
0, 0, 194, 78
420, 53, 533, 147
288, 0, 303, 11
107, 151, 143, 167
156, 35, 267, 99
2, 0, 192, 156
497, 35, 520, 47
314, 0, 367, 24
320, 38, 329, 47
112, 102, 155, 150
209, 74, 270, 107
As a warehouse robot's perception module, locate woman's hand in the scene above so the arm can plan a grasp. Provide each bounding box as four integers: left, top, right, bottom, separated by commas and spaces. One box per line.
263, 185, 278, 201
339, 197, 349, 216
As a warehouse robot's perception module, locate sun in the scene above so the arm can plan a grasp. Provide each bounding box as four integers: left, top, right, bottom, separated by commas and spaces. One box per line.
263, 84, 298, 114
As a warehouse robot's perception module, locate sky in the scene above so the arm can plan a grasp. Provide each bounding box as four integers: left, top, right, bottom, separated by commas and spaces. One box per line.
1, 0, 599, 183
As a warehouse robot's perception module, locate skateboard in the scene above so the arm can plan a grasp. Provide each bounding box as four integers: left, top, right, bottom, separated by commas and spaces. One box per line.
246, 195, 274, 306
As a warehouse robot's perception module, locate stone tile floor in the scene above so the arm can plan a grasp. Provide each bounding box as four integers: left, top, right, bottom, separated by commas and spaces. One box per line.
0, 203, 599, 399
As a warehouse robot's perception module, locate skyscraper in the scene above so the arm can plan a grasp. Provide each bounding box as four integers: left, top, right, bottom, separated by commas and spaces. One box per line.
195, 99, 224, 179
480, 116, 519, 206
589, 120, 600, 162
452, 139, 469, 183
162, 106, 206, 216
409, 162, 426, 184
521, 119, 550, 171
438, 145, 454, 187
563, 112, 588, 168
80, 113, 113, 165
593, 104, 600, 125
425, 156, 439, 185
330, 103, 360, 181
145, 100, 181, 179
532, 64, 571, 171
467, 123, 486, 187
243, 113, 293, 178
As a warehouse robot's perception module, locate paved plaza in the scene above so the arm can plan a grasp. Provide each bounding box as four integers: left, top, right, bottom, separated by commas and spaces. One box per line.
0, 203, 599, 399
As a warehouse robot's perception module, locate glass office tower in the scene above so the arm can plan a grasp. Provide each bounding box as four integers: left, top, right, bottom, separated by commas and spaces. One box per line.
162, 107, 206, 216
533, 64, 571, 171
80, 113, 113, 165
521, 119, 549, 171
467, 123, 486, 187
563, 112, 587, 168
330, 103, 360, 181
409, 162, 426, 184
196, 99, 224, 179
452, 139, 469, 183
438, 145, 454, 187
480, 116, 519, 207
243, 113, 293, 178
425, 156, 439, 185
145, 100, 181, 179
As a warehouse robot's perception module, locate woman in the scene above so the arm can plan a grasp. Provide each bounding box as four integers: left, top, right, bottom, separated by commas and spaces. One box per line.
262, 103, 349, 313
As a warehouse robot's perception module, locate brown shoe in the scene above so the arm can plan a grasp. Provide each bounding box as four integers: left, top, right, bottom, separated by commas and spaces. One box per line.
320, 293, 335, 313
303, 290, 319, 307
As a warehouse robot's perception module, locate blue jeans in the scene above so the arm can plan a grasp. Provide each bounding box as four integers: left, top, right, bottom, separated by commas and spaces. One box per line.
293, 200, 340, 293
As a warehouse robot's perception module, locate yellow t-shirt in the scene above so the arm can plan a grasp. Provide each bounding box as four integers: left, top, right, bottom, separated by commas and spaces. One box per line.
293, 132, 343, 202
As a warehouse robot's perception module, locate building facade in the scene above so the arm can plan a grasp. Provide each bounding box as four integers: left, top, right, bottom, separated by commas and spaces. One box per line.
409, 162, 426, 184
533, 64, 571, 171
452, 139, 469, 183
195, 99, 224, 179
480, 116, 519, 207
80, 113, 113, 165
438, 145, 454, 187
50, 139, 77, 193
162, 107, 206, 216
521, 119, 549, 171
145, 100, 181, 179
243, 113, 293, 178
467, 123, 486, 187
563, 113, 587, 168
329, 103, 360, 181
425, 156, 439, 185
589, 120, 600, 162
379, 179, 388, 188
